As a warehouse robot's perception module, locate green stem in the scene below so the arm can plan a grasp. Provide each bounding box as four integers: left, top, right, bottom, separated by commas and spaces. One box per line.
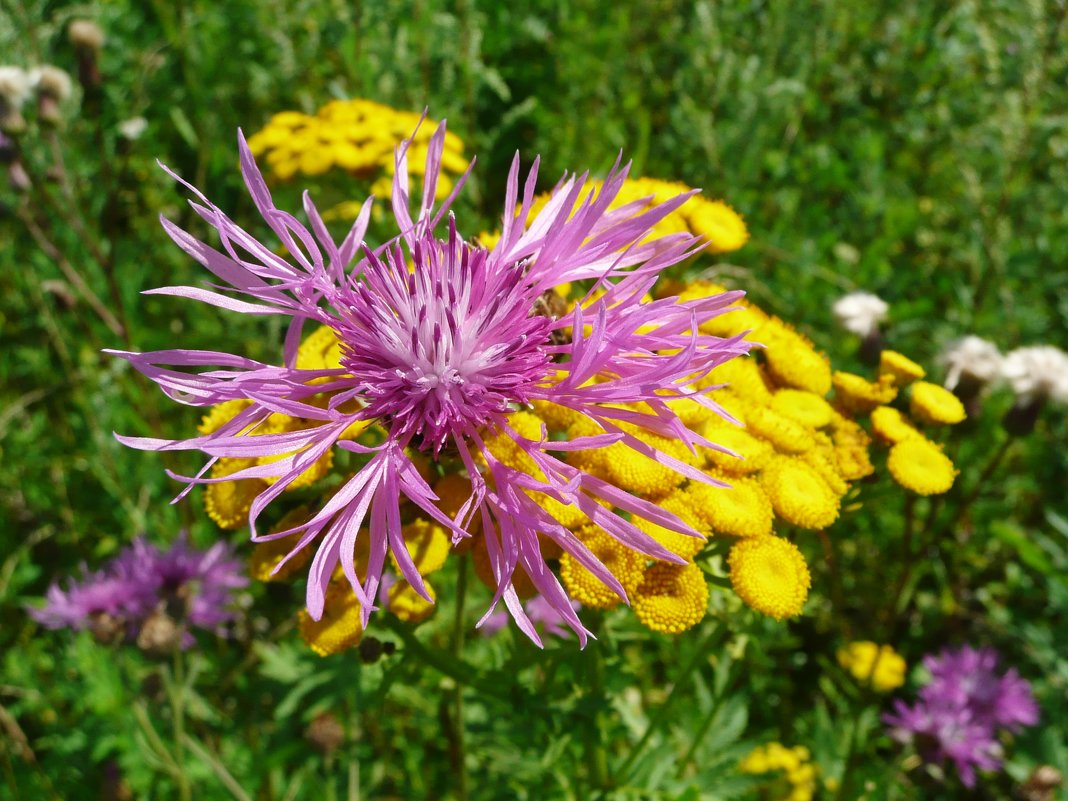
452, 557, 470, 801
171, 652, 192, 801
585, 638, 610, 793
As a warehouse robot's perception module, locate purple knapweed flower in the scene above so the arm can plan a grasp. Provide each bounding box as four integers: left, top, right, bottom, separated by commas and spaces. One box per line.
29, 560, 155, 634
120, 534, 249, 633
884, 697, 1003, 788
480, 595, 579, 639
30, 535, 247, 644
110, 121, 750, 645
884, 645, 1039, 787
922, 646, 1039, 732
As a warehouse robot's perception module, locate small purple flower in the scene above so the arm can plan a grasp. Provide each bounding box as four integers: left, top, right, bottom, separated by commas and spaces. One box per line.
29, 535, 247, 643
480, 595, 579, 639
110, 120, 750, 645
29, 561, 155, 632
922, 646, 1039, 732
122, 534, 249, 633
885, 698, 1003, 788
884, 645, 1039, 788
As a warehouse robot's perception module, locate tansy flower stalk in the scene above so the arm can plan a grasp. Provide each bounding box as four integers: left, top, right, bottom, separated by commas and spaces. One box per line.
111, 121, 751, 646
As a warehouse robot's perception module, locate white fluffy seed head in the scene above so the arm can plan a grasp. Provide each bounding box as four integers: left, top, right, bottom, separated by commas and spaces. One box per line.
31, 66, 73, 101
941, 335, 1003, 390
832, 291, 888, 337
68, 19, 105, 51
0, 66, 32, 107
1000, 346, 1068, 405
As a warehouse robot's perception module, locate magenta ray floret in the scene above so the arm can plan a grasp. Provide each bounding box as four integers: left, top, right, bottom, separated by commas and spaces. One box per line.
111, 121, 751, 645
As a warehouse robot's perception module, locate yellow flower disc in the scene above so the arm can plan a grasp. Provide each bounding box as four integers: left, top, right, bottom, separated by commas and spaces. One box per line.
836, 641, 907, 693
631, 492, 707, 560
632, 562, 709, 634
909, 381, 967, 426
800, 447, 850, 497
389, 579, 437, 624
828, 413, 875, 480
761, 458, 840, 530
603, 422, 697, 498
832, 372, 898, 414
879, 350, 926, 385
197, 399, 253, 436
728, 537, 811, 620
249, 507, 313, 581
687, 199, 750, 254
886, 438, 957, 495
299, 584, 364, 656
761, 322, 833, 396
390, 519, 451, 576
204, 457, 267, 530
700, 355, 772, 403
746, 406, 816, 455
560, 527, 645, 608
483, 410, 545, 477
770, 390, 835, 429
869, 406, 920, 444
530, 398, 583, 433
296, 324, 344, 371
701, 423, 774, 475
689, 478, 774, 539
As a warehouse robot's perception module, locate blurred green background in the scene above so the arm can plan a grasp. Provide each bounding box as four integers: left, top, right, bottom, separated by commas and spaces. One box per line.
2, 1, 1067, 798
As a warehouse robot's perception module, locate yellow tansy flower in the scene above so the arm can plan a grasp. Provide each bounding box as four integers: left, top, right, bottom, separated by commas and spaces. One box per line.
689, 478, 774, 539
700, 423, 774, 475
837, 641, 907, 692
832, 371, 898, 414
631, 562, 709, 634
879, 350, 926, 385
869, 405, 921, 444
631, 491, 708, 560
761, 321, 833, 396
299, 584, 363, 656
701, 355, 772, 404
204, 457, 267, 530
249, 507, 313, 581
687, 200, 749, 254
770, 390, 835, 429
389, 579, 437, 624
886, 438, 957, 495
390, 519, 451, 576
746, 406, 816, 455
909, 381, 967, 426
728, 537, 811, 620
559, 527, 645, 608
761, 458, 840, 530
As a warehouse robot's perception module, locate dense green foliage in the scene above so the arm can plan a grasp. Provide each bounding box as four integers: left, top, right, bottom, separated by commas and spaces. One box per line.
2, 1, 1066, 799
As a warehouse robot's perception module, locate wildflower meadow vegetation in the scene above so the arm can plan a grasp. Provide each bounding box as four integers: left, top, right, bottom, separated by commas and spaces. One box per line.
3, 2, 1068, 799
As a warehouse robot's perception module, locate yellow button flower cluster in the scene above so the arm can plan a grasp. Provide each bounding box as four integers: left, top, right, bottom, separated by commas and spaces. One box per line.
836, 641, 907, 692
740, 743, 819, 801
246, 99, 467, 192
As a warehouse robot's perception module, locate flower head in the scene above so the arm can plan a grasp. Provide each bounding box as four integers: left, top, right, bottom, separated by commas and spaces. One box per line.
29, 535, 247, 643
837, 641, 906, 692
884, 645, 1039, 788
832, 292, 888, 338
923, 646, 1039, 732
112, 122, 750, 645
728, 536, 811, 620
999, 346, 1068, 405
940, 336, 1002, 392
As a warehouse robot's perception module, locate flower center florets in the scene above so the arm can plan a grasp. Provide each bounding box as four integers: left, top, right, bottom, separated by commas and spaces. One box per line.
333, 229, 554, 451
